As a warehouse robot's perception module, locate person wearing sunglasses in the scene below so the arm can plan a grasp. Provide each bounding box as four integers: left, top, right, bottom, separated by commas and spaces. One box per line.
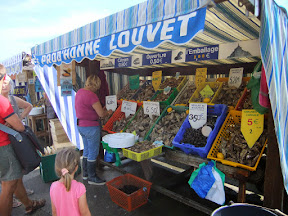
0, 64, 46, 215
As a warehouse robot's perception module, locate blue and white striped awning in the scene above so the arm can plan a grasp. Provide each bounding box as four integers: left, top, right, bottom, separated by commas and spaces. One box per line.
0, 53, 23, 75
260, 0, 288, 194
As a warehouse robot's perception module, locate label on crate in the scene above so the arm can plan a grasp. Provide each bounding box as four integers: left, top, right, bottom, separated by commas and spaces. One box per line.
200, 85, 214, 98
129, 74, 140, 90
189, 103, 207, 129
195, 68, 207, 88
241, 109, 264, 148
105, 95, 117, 111
163, 86, 171, 95
143, 101, 160, 118
152, 70, 162, 91
176, 72, 180, 79
228, 67, 243, 88
121, 100, 137, 118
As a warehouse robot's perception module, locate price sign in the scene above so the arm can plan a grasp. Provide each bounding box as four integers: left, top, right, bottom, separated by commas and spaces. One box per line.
105, 95, 117, 111
143, 101, 160, 118
195, 68, 207, 88
200, 85, 214, 98
152, 71, 162, 91
189, 103, 207, 129
241, 110, 264, 148
129, 74, 140, 90
228, 67, 243, 88
176, 72, 180, 79
121, 100, 137, 118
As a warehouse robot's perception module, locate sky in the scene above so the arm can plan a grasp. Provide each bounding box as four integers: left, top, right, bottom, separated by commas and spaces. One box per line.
0, 0, 288, 62
0, 0, 145, 61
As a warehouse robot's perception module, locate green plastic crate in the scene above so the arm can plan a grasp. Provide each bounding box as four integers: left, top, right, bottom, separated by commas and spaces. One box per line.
150, 88, 178, 108
145, 105, 188, 149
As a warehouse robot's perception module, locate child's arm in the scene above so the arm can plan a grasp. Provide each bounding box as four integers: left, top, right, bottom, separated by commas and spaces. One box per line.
51, 199, 57, 216
79, 193, 91, 216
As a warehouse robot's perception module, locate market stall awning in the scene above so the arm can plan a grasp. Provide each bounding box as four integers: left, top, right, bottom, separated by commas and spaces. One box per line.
0, 53, 23, 75
32, 0, 261, 68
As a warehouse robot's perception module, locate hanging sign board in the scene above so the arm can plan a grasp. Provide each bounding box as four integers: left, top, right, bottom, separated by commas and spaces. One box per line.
143, 101, 160, 118
115, 57, 132, 68
152, 71, 162, 91
143, 51, 172, 66
13, 86, 27, 97
241, 110, 264, 148
121, 100, 137, 118
228, 67, 243, 88
189, 103, 207, 129
105, 95, 117, 111
186, 45, 219, 62
195, 68, 207, 88
129, 75, 140, 90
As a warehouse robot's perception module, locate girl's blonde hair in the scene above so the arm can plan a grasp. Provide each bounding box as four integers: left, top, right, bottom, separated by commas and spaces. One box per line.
85, 75, 101, 93
55, 148, 80, 191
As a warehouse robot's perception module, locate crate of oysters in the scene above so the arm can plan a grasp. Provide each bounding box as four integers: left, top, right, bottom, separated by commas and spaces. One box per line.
235, 88, 253, 111
150, 88, 178, 108
172, 104, 228, 158
101, 100, 122, 126
207, 110, 267, 171
122, 140, 163, 162
213, 77, 250, 109
145, 106, 188, 149
117, 81, 145, 101
172, 81, 196, 106
189, 82, 223, 104
132, 81, 156, 102
159, 76, 187, 92
102, 101, 142, 134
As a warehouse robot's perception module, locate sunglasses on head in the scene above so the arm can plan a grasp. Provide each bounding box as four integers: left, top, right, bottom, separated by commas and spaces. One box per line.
0, 73, 6, 81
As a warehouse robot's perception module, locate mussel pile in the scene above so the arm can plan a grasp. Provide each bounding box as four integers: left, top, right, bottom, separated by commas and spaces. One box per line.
112, 115, 133, 132
218, 125, 266, 167
125, 109, 157, 138
126, 140, 156, 153
175, 84, 196, 105
213, 83, 245, 106
150, 110, 187, 147
135, 85, 155, 101
159, 77, 184, 89
181, 116, 217, 147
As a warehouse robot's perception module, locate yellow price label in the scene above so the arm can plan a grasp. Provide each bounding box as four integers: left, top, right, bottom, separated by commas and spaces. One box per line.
200, 85, 214, 98
241, 110, 264, 148
152, 70, 162, 91
195, 68, 207, 88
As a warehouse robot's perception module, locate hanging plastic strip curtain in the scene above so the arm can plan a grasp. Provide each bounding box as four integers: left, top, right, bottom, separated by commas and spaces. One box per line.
260, 0, 288, 193
34, 65, 84, 150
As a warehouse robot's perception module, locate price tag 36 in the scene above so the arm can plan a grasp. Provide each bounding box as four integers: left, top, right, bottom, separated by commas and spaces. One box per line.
143, 101, 160, 118
189, 103, 207, 129
228, 67, 243, 88
241, 109, 264, 148
121, 100, 137, 118
105, 95, 117, 111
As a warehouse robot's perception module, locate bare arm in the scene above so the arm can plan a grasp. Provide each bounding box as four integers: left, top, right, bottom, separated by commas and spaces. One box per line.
92, 101, 107, 118
51, 199, 57, 216
78, 193, 91, 216
14, 96, 33, 119
5, 113, 25, 132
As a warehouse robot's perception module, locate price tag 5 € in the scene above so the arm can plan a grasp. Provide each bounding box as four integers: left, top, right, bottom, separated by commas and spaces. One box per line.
105, 95, 117, 111
121, 100, 137, 118
241, 110, 264, 148
189, 103, 207, 129
143, 101, 160, 119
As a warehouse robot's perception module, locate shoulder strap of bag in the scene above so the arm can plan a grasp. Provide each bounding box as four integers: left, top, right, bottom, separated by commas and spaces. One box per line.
0, 123, 23, 142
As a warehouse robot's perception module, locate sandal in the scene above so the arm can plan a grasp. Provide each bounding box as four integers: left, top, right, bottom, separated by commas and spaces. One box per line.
12, 198, 22, 208
25, 199, 46, 215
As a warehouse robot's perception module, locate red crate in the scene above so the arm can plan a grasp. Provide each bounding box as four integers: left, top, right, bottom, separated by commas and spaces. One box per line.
106, 173, 152, 211
102, 101, 142, 134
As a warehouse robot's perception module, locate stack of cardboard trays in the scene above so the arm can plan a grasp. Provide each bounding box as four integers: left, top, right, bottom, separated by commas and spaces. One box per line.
49, 119, 74, 150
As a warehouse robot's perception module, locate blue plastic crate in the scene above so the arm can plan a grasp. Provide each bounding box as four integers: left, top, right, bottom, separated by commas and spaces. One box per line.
172, 104, 228, 158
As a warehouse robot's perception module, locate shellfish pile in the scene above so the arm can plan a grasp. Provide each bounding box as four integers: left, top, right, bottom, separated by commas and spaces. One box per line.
152, 90, 173, 102
159, 77, 184, 89
218, 124, 266, 167
125, 109, 157, 138
175, 83, 196, 105
112, 115, 133, 132
213, 83, 245, 106
150, 110, 187, 147
126, 140, 156, 153
237, 90, 253, 110
134, 85, 155, 101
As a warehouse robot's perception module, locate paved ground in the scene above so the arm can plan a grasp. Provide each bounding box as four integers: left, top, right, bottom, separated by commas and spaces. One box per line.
11, 157, 209, 216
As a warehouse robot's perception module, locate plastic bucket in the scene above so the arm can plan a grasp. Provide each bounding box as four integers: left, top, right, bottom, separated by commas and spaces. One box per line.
211, 204, 277, 216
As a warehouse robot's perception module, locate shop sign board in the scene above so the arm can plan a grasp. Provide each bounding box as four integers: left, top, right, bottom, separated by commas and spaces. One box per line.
131, 55, 143, 67
186, 45, 219, 62
143, 101, 160, 118
142, 51, 172, 66
61, 80, 73, 96
105, 95, 117, 111
171, 48, 186, 63
13, 86, 27, 97
228, 67, 243, 88
121, 100, 137, 118
241, 110, 264, 148
195, 68, 207, 88
129, 74, 140, 90
189, 103, 207, 129
115, 57, 132, 68
152, 70, 162, 91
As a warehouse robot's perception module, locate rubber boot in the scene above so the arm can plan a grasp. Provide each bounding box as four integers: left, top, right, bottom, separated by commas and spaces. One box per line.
87, 161, 106, 185
82, 158, 88, 180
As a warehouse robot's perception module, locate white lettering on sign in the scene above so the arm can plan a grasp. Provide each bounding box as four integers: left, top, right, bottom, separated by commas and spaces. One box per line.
132, 26, 145, 45
121, 100, 137, 118
105, 95, 117, 112
189, 103, 207, 129
143, 101, 160, 118
228, 68, 243, 88
178, 12, 196, 36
